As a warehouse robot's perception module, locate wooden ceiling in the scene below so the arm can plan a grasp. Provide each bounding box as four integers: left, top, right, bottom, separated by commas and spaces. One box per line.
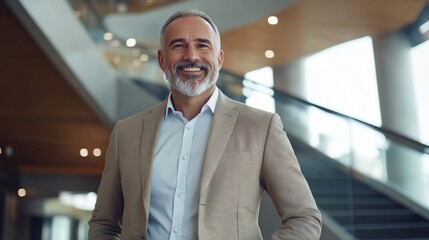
221, 0, 426, 75
0, 2, 110, 177
0, 0, 426, 178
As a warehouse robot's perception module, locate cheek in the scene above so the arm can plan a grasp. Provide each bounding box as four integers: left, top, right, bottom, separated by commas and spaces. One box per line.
165, 55, 182, 68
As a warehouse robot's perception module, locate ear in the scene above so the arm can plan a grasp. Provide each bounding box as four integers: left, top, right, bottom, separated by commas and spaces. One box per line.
157, 49, 165, 71
217, 49, 224, 69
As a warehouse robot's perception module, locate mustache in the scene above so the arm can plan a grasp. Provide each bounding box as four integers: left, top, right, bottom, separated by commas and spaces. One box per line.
175, 61, 209, 73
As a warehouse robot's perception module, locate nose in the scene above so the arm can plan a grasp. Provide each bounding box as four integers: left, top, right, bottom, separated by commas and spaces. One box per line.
183, 46, 199, 61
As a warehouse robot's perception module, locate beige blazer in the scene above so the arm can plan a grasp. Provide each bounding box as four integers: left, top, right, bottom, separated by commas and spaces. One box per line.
89, 92, 321, 240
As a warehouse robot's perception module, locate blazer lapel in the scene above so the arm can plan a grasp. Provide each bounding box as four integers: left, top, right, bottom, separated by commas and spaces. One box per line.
139, 100, 167, 219
199, 92, 238, 200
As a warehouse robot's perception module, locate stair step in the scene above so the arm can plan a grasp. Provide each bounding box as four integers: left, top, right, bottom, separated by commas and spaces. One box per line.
292, 142, 429, 239
327, 207, 414, 217
347, 222, 429, 230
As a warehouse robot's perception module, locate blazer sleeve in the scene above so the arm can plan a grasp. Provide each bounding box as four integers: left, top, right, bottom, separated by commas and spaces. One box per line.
88, 123, 124, 240
261, 113, 322, 240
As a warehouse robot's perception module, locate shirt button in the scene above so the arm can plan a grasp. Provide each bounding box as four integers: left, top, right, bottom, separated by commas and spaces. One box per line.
174, 228, 179, 233
182, 156, 188, 161
186, 125, 191, 130
178, 193, 183, 198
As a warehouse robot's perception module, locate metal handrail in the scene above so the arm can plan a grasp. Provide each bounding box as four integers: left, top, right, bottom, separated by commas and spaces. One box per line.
220, 69, 429, 154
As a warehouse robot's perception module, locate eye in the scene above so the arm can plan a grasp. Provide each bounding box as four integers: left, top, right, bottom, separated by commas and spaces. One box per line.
172, 43, 185, 49
196, 43, 210, 49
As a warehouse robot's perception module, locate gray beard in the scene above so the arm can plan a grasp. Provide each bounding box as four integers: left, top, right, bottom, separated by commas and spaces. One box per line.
166, 67, 219, 97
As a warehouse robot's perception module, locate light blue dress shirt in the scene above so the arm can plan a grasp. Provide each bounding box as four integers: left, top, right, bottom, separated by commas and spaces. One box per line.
148, 88, 219, 240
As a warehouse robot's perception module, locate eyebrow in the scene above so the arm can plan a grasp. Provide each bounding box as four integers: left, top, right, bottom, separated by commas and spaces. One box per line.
168, 38, 213, 47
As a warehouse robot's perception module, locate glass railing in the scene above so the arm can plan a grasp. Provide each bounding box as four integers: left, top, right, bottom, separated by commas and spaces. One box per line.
219, 72, 429, 238
224, 74, 429, 212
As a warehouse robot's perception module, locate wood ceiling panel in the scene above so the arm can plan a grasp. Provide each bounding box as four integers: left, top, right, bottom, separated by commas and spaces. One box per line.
0, 2, 109, 176
220, 0, 426, 75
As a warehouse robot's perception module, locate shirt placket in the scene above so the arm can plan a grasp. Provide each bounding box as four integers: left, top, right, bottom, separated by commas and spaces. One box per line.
169, 119, 195, 240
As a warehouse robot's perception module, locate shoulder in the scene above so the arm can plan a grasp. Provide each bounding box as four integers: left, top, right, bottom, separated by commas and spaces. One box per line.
219, 93, 279, 129
115, 100, 166, 128
221, 93, 275, 120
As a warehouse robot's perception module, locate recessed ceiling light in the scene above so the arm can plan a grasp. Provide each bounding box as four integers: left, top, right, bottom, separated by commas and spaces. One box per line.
140, 54, 149, 62
265, 50, 275, 58
103, 32, 113, 41
93, 148, 102, 157
268, 16, 278, 25
18, 188, 26, 197
80, 148, 88, 157
126, 38, 137, 47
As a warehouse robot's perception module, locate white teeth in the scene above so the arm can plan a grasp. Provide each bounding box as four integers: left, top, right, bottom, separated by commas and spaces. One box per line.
183, 67, 201, 72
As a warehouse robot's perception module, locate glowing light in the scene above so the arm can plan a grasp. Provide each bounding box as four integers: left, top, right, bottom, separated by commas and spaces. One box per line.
5, 146, 13, 157
18, 188, 26, 197
93, 148, 102, 157
126, 38, 137, 47
419, 20, 429, 34
265, 50, 275, 58
140, 54, 149, 62
267, 16, 278, 25
80, 148, 88, 157
103, 32, 113, 41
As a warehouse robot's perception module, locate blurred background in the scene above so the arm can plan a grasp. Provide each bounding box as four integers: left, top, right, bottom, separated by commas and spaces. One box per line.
1, 0, 429, 239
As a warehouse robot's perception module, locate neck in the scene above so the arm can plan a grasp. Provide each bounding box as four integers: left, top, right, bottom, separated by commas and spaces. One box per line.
171, 86, 215, 120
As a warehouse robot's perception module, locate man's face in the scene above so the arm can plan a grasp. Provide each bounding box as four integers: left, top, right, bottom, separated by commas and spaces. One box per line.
158, 16, 224, 97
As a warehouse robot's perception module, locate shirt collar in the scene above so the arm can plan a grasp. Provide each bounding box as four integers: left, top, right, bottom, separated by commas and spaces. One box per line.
164, 87, 219, 119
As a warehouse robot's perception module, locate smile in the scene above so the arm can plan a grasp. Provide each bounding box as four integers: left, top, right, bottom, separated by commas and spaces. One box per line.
182, 67, 202, 72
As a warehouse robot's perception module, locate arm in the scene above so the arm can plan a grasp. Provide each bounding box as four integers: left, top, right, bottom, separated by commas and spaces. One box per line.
261, 114, 322, 240
88, 124, 124, 240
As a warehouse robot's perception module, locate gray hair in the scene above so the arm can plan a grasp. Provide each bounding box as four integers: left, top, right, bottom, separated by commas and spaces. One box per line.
160, 9, 221, 50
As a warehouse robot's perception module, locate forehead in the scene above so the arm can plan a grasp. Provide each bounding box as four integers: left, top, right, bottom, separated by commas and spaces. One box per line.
163, 16, 216, 41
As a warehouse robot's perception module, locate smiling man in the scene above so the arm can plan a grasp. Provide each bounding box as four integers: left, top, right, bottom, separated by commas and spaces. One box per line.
88, 9, 321, 240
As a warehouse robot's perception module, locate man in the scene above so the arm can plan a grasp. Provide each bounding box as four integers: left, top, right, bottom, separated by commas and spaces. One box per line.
89, 9, 321, 240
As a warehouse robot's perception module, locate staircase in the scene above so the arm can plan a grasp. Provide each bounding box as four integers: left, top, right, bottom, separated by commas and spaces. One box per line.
293, 139, 429, 240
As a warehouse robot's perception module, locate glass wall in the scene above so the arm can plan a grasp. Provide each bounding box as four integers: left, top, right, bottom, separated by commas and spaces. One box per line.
303, 36, 381, 126
410, 39, 429, 144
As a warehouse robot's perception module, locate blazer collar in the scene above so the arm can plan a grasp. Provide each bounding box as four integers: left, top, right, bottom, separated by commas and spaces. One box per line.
199, 91, 238, 201
140, 100, 167, 219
